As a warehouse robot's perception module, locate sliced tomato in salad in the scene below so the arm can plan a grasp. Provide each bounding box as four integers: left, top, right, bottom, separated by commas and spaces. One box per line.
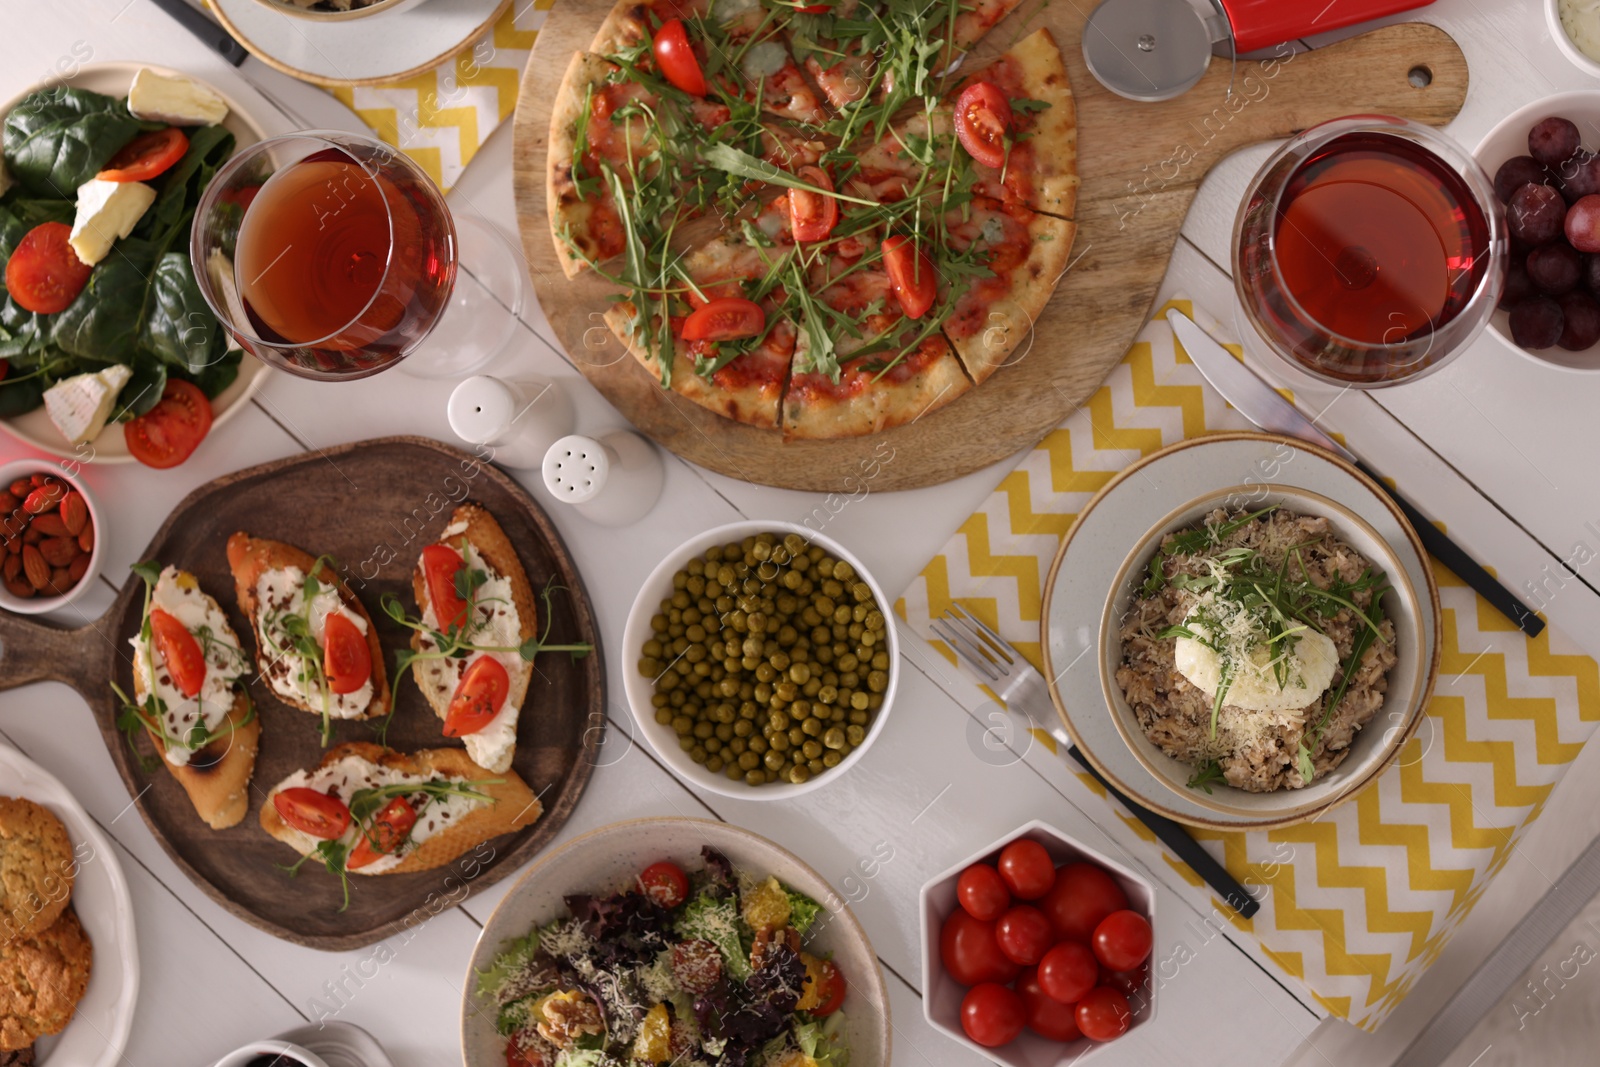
443, 656, 511, 737
322, 612, 372, 695
273, 787, 352, 840
125, 380, 213, 469
347, 796, 418, 869
149, 607, 206, 697
954, 82, 1014, 170
682, 297, 765, 342
98, 127, 189, 182
811, 958, 847, 1016
639, 860, 690, 908
5, 222, 92, 315
421, 542, 468, 630
653, 18, 708, 97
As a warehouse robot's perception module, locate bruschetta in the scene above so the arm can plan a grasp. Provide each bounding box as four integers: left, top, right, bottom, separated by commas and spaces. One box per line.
227, 533, 390, 735
124, 563, 259, 830
409, 504, 537, 773
260, 741, 542, 877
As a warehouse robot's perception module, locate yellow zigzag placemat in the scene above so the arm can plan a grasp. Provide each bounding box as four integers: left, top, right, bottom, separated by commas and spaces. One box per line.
328, 0, 552, 192
897, 299, 1600, 1030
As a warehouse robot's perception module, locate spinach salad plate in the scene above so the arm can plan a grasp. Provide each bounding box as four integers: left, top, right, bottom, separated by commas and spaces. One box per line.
0, 63, 271, 465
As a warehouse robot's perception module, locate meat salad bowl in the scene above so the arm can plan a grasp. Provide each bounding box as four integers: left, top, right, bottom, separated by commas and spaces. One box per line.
1098, 483, 1434, 825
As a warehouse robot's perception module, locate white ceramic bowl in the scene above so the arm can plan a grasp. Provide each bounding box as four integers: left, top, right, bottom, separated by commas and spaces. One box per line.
248, 0, 434, 20
208, 1040, 330, 1067
621, 521, 900, 800
919, 820, 1157, 1065
0, 459, 103, 616
1099, 484, 1431, 823
463, 817, 891, 1067
1548, 0, 1600, 78
1475, 89, 1600, 372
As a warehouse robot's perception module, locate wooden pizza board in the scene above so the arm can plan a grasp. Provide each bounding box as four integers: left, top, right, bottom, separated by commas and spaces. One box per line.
0, 437, 606, 950
511, 1, 1468, 492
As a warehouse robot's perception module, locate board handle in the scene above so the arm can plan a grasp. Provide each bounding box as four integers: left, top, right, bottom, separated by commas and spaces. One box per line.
0, 610, 107, 694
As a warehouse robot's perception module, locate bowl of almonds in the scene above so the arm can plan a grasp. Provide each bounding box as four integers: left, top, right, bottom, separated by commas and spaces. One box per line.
0, 460, 100, 615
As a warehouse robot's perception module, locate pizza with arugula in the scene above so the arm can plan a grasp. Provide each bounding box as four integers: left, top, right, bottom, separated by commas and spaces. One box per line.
547, 0, 1078, 438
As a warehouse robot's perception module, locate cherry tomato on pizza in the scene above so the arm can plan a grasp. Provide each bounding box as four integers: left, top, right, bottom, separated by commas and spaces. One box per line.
639, 860, 690, 908
653, 18, 708, 97
5, 222, 92, 315
682, 297, 765, 342
421, 543, 468, 630
347, 796, 419, 869
273, 787, 352, 840
322, 612, 372, 695
882, 235, 936, 319
956, 862, 1011, 921
97, 127, 189, 182
149, 607, 206, 697
960, 983, 1025, 1048
789, 166, 839, 243
125, 380, 214, 469
954, 82, 1014, 170
443, 656, 511, 737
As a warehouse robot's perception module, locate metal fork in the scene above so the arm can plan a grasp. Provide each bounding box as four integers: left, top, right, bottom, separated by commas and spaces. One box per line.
932, 605, 1260, 920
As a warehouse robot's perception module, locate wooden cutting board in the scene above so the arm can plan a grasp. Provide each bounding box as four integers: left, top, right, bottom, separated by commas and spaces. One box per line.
0, 437, 606, 950
511, 2, 1468, 492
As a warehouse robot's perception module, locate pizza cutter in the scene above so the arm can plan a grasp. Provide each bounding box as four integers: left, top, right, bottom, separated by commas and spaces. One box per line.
1082, 0, 1437, 102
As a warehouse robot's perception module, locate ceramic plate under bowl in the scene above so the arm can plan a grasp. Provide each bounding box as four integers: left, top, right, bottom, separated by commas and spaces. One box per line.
462, 817, 891, 1067
1474, 89, 1600, 373
1042, 432, 1441, 831
208, 0, 509, 87
0, 743, 139, 1067
0, 63, 271, 464
1098, 483, 1428, 821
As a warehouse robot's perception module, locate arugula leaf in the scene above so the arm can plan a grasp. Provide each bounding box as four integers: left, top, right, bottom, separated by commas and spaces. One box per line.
2, 86, 142, 196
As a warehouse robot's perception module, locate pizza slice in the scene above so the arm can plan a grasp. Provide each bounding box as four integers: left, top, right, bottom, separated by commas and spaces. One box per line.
851, 28, 1078, 219
592, 0, 831, 126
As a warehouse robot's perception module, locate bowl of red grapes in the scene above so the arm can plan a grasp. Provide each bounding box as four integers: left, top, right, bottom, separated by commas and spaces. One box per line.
1477, 94, 1600, 371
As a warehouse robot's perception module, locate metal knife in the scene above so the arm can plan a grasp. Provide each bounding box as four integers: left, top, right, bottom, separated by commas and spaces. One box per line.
148, 0, 250, 66
1168, 309, 1545, 638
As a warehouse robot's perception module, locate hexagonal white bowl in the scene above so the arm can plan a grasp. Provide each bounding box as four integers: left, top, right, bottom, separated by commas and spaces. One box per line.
621, 520, 900, 800
919, 820, 1157, 1066
462, 817, 891, 1067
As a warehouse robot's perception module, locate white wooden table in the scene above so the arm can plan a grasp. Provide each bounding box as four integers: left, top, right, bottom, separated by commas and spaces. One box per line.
3, 2, 1599, 1065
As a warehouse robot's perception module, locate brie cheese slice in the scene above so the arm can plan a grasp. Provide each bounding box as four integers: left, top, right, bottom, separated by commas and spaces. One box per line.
127, 69, 229, 127
68, 179, 156, 266
43, 364, 133, 446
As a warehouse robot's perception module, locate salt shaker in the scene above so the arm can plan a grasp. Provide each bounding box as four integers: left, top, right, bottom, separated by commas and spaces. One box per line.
447, 375, 574, 470
541, 432, 664, 526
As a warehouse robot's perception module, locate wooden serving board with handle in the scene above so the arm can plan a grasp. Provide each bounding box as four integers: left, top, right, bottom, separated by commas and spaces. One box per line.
511, 0, 1469, 492
0, 437, 606, 950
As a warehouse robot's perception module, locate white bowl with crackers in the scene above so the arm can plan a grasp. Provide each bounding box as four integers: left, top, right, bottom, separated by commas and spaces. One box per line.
0, 461, 103, 617
0, 743, 137, 1067
622, 521, 900, 801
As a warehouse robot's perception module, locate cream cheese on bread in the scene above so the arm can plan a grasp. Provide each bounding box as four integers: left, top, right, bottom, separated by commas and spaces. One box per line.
417, 523, 527, 772
130, 566, 249, 766
268, 754, 487, 875
253, 565, 374, 718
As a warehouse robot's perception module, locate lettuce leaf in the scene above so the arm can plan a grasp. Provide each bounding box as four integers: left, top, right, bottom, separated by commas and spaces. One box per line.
676, 890, 751, 981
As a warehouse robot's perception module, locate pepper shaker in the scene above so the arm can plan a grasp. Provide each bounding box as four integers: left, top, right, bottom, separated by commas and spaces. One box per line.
447, 375, 574, 470
541, 432, 664, 526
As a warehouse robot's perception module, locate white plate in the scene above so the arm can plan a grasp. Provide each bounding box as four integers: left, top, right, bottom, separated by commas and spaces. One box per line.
462, 817, 892, 1067
0, 742, 139, 1067
0, 62, 271, 464
208, 0, 510, 87
1041, 433, 1441, 830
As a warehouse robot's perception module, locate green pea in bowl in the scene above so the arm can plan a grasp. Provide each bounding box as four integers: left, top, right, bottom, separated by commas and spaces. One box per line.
621, 521, 900, 800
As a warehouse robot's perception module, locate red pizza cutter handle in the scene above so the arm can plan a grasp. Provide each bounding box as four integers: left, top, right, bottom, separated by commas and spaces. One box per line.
1219, 0, 1435, 54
